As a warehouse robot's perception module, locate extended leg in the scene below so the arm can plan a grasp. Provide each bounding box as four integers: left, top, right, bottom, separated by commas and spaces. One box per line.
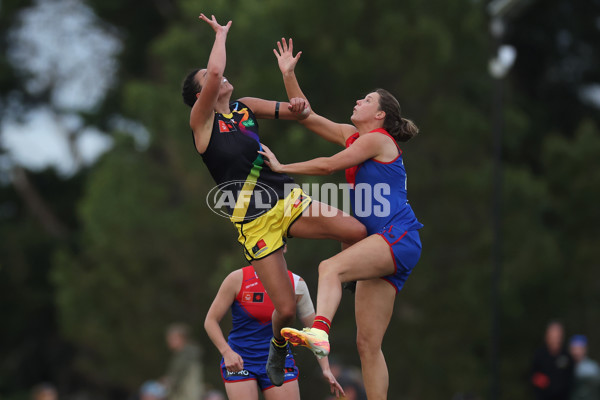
355, 279, 396, 400
252, 249, 295, 387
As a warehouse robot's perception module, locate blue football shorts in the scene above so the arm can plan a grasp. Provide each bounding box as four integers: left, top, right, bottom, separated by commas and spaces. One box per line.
220, 356, 299, 390
377, 226, 422, 293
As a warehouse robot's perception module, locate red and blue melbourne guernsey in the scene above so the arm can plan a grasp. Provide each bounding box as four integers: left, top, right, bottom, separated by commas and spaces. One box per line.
345, 128, 423, 292
199, 100, 295, 222
345, 128, 423, 234
222, 266, 299, 389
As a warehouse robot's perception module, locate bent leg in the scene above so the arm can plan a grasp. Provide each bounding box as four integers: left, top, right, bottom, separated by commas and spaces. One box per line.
280, 235, 395, 360
355, 279, 396, 400
252, 250, 296, 340
316, 234, 395, 322
288, 200, 366, 246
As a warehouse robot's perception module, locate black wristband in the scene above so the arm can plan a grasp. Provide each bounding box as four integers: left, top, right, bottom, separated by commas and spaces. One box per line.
274, 102, 280, 119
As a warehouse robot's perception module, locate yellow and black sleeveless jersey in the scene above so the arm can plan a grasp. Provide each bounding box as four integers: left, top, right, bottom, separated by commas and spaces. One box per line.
199, 100, 295, 223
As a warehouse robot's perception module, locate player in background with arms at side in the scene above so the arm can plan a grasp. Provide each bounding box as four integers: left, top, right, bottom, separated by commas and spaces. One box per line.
204, 259, 344, 399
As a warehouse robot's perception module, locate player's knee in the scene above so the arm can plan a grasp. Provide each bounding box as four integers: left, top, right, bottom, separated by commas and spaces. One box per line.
277, 302, 296, 321
346, 221, 367, 244
318, 258, 338, 278
356, 332, 380, 357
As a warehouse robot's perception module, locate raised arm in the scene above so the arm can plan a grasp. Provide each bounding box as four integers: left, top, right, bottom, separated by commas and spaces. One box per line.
190, 14, 231, 153
204, 270, 245, 373
274, 38, 355, 146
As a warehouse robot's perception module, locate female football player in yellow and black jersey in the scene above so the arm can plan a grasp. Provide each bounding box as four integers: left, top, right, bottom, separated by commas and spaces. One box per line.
181, 14, 366, 387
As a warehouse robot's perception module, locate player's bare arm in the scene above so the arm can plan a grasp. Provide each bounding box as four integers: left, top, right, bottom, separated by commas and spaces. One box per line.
274, 38, 355, 146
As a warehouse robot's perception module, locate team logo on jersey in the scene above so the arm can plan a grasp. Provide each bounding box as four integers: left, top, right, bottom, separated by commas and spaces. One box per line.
241, 292, 264, 303
242, 119, 255, 128
218, 120, 230, 132
252, 293, 264, 303
242, 292, 253, 302
219, 120, 237, 133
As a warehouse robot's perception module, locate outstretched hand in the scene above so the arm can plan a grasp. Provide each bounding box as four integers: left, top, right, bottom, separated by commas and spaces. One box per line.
199, 13, 232, 34
258, 144, 283, 173
274, 38, 302, 75
322, 369, 345, 398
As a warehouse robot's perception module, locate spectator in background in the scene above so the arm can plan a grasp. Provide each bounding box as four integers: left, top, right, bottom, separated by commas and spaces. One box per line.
569, 334, 600, 400
31, 383, 58, 400
164, 323, 204, 400
140, 380, 167, 400
531, 320, 574, 400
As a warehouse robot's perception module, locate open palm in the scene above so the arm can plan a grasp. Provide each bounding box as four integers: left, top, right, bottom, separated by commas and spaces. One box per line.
199, 13, 232, 34
274, 38, 301, 75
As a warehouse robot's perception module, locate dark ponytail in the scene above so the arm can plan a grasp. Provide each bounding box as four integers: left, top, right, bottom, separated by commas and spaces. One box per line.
182, 68, 201, 108
375, 88, 419, 142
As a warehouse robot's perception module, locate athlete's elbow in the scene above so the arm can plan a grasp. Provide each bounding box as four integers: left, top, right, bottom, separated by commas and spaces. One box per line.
315, 164, 335, 175
203, 315, 215, 333
320, 161, 339, 175
205, 67, 223, 80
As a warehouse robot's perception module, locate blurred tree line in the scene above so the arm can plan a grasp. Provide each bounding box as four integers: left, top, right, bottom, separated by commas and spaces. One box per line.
1, 0, 599, 399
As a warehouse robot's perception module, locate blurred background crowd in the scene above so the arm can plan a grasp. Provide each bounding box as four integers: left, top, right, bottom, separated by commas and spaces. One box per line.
25, 320, 600, 400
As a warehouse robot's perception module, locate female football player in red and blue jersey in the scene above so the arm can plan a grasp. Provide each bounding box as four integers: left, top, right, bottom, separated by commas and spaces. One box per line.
258, 39, 423, 400
204, 262, 344, 399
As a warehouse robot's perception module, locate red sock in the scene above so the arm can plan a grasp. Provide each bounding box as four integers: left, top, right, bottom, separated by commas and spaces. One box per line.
312, 316, 331, 335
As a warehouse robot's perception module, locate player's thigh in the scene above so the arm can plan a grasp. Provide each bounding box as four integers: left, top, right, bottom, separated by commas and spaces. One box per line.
288, 200, 365, 242
263, 379, 300, 400
252, 250, 295, 312
225, 379, 260, 400
321, 234, 396, 282
355, 279, 396, 348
